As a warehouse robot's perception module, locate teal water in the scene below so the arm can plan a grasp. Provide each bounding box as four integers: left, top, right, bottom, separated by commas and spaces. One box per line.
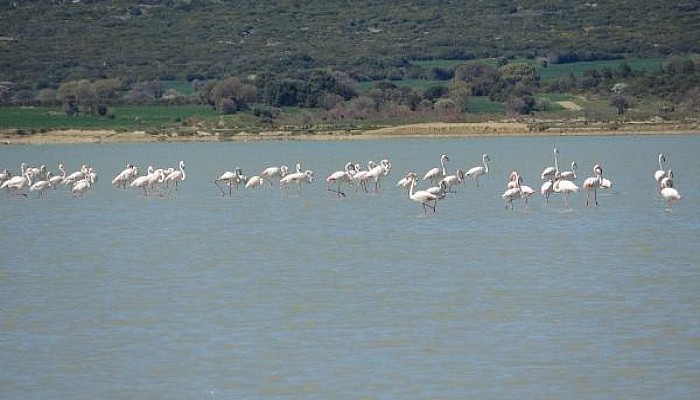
1, 135, 699, 399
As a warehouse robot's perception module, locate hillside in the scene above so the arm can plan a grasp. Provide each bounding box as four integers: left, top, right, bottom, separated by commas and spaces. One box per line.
1, 0, 698, 88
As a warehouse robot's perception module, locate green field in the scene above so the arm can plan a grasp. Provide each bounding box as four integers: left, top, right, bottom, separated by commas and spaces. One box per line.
0, 105, 218, 130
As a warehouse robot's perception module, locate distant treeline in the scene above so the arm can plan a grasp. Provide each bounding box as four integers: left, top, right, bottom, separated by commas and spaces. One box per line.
2, 56, 698, 121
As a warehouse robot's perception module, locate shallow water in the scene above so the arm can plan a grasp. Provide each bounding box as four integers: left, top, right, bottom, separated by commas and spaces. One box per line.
1, 135, 699, 399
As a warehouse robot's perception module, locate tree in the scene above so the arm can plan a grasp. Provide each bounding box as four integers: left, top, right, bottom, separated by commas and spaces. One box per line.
449, 81, 471, 112
423, 85, 449, 102
57, 79, 121, 115
498, 63, 538, 87
210, 77, 257, 113
610, 94, 630, 115
505, 84, 536, 115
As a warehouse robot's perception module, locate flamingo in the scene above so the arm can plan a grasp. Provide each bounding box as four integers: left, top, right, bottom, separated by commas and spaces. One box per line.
0, 169, 11, 186
406, 173, 441, 214
26, 164, 47, 179
84, 167, 98, 185
368, 159, 391, 192
553, 178, 579, 208
559, 161, 578, 181
541, 179, 555, 204
164, 161, 186, 193
517, 175, 535, 206
355, 161, 376, 194
425, 180, 448, 199
502, 172, 522, 210
582, 164, 603, 206
29, 172, 52, 197
2, 162, 27, 191
396, 174, 413, 192
130, 168, 163, 196
280, 169, 314, 194
660, 170, 681, 208
440, 169, 465, 193
245, 175, 265, 189
326, 162, 357, 197
63, 164, 88, 186
541, 148, 559, 180
2, 171, 32, 196
600, 177, 614, 190
466, 153, 490, 187
660, 168, 674, 191
130, 174, 151, 196
48, 163, 66, 188
654, 153, 667, 192
71, 175, 93, 197
1, 172, 23, 192
260, 165, 288, 187
214, 168, 246, 196
112, 163, 137, 189
423, 154, 449, 185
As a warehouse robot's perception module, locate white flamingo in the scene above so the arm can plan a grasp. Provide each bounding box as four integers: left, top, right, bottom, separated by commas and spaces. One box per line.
541, 178, 555, 204
164, 160, 186, 193
72, 175, 93, 197
423, 154, 449, 185
654, 153, 667, 192
280, 169, 314, 194
63, 164, 88, 186
466, 153, 490, 187
407, 173, 441, 214
440, 169, 465, 193
541, 148, 559, 180
502, 172, 522, 210
0, 169, 11, 187
582, 164, 603, 206
368, 159, 391, 192
326, 162, 357, 197
559, 161, 578, 181
512, 172, 535, 205
2, 162, 27, 191
553, 178, 579, 208
48, 163, 66, 188
243, 175, 263, 189
26, 164, 46, 179
355, 161, 376, 193
396, 174, 413, 192
2, 171, 32, 196
29, 172, 52, 198
214, 168, 246, 196
425, 180, 449, 199
260, 164, 288, 187
112, 163, 137, 189
660, 169, 681, 208
130, 168, 162, 196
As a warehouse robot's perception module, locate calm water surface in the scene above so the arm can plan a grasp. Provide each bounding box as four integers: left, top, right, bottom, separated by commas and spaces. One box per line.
1, 135, 699, 399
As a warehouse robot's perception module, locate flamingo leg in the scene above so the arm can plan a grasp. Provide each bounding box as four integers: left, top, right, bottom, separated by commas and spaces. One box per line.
594, 188, 598, 206
214, 180, 226, 196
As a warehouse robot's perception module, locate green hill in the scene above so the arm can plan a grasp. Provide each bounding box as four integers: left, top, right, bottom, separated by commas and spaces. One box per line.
1, 0, 697, 88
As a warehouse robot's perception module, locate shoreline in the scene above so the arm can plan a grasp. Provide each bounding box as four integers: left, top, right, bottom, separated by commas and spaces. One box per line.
2, 121, 699, 145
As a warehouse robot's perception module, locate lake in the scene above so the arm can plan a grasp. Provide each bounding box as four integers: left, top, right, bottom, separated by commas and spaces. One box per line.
1, 134, 699, 399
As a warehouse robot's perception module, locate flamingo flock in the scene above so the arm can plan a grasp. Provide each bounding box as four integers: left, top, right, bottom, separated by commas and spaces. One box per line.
0, 162, 97, 197
1, 150, 684, 213
109, 161, 186, 197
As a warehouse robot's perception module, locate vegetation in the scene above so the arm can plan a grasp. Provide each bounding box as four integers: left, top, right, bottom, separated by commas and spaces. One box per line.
1, 0, 699, 133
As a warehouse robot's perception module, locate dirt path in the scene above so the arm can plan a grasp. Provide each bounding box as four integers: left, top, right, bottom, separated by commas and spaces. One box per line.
556, 101, 582, 111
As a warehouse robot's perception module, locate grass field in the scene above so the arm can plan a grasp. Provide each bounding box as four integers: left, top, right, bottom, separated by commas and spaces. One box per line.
0, 105, 218, 130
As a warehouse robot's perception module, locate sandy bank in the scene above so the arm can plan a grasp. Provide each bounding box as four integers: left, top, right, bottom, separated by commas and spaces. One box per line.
2, 121, 699, 145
